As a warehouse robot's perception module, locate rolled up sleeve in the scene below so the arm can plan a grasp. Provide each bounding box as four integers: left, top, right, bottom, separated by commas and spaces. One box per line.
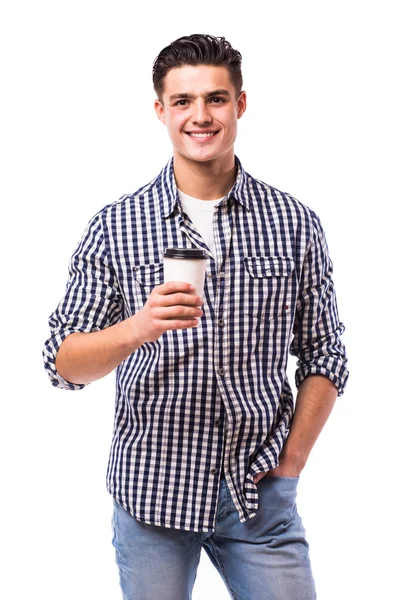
290, 214, 349, 396
42, 213, 122, 390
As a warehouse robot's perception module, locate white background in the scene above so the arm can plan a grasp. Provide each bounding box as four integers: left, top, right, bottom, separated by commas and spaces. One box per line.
1, 1, 399, 598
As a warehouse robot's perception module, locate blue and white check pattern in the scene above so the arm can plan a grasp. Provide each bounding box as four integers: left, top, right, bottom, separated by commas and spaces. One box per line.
43, 157, 349, 532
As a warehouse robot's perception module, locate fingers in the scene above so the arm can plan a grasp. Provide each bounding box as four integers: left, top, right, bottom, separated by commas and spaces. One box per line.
154, 292, 203, 309
161, 317, 200, 331
151, 282, 203, 309
151, 303, 203, 321
253, 472, 267, 484
137, 281, 204, 344
155, 280, 201, 298
169, 306, 203, 319
159, 281, 196, 294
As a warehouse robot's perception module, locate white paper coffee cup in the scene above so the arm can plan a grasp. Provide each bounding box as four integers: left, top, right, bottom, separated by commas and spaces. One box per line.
163, 248, 208, 298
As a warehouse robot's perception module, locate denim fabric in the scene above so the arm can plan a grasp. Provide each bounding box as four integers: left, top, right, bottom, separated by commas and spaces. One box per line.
112, 476, 316, 600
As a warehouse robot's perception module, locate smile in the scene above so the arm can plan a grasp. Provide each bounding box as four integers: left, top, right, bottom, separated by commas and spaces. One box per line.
186, 132, 218, 138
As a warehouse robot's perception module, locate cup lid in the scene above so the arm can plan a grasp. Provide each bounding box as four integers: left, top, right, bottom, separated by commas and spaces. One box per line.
164, 248, 207, 260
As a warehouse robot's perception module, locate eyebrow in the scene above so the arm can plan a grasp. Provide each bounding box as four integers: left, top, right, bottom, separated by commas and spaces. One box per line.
168, 89, 231, 101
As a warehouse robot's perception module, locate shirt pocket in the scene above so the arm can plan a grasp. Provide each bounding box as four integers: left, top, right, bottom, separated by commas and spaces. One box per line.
243, 256, 295, 322
133, 262, 164, 309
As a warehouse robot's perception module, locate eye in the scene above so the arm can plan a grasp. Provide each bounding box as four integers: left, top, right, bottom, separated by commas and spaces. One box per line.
210, 97, 225, 104
174, 99, 189, 106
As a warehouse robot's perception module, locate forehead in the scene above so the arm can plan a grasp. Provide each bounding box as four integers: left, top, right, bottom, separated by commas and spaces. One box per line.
162, 65, 234, 97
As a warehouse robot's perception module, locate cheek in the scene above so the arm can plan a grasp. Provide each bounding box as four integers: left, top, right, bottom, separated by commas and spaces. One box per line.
167, 121, 185, 143
225, 120, 237, 141
166, 110, 187, 131
219, 111, 238, 133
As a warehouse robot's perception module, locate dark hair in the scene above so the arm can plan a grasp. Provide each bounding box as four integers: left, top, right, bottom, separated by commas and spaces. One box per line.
153, 34, 243, 100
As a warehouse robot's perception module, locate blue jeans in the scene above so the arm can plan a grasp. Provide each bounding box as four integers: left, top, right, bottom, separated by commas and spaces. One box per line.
111, 476, 316, 600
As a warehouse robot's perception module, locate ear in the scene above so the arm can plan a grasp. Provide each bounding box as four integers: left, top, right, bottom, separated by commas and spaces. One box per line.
236, 90, 247, 119
154, 99, 166, 125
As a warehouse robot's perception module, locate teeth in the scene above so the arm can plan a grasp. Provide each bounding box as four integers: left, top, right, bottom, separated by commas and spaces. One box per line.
190, 132, 215, 138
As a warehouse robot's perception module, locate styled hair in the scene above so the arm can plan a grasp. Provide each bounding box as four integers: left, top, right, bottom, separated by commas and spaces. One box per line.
152, 34, 243, 100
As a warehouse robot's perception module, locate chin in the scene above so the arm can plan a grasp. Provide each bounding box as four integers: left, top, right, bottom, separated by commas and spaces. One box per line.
188, 148, 223, 163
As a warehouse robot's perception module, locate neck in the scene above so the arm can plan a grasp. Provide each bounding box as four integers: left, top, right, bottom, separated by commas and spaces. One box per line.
173, 154, 236, 200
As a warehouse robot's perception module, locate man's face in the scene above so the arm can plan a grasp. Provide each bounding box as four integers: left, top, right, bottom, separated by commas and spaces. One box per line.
154, 65, 246, 167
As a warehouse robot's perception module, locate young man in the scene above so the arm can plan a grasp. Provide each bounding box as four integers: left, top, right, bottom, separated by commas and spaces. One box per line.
43, 34, 349, 600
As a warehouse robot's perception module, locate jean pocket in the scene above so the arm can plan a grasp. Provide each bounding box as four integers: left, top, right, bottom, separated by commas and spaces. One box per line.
258, 474, 299, 510
243, 255, 295, 322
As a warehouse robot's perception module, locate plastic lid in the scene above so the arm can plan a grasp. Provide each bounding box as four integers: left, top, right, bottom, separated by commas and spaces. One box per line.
164, 247, 207, 260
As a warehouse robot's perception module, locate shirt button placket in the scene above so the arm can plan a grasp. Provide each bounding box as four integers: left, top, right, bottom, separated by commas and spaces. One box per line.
216, 270, 227, 378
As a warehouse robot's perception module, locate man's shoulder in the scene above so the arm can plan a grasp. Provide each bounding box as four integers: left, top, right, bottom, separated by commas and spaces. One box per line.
97, 176, 160, 218
244, 171, 318, 224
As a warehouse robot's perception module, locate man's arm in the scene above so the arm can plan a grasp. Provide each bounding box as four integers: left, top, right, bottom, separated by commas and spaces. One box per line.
43, 213, 204, 389
251, 212, 348, 484
55, 281, 203, 385
253, 375, 337, 483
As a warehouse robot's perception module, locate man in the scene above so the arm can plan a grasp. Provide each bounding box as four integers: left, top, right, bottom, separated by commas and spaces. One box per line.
43, 34, 349, 600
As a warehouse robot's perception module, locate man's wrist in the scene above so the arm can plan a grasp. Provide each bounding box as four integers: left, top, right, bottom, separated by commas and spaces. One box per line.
278, 449, 307, 474
122, 313, 147, 351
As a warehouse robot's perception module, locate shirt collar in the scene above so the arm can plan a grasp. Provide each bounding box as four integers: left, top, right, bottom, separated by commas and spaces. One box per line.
158, 156, 252, 219
229, 157, 252, 211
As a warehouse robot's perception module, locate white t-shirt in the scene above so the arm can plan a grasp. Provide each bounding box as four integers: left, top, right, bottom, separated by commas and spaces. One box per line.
178, 189, 224, 258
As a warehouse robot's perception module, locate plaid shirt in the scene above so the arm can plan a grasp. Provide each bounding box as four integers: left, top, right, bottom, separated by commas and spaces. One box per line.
43, 157, 349, 532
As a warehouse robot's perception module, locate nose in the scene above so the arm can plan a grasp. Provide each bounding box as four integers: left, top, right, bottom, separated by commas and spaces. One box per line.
191, 99, 212, 125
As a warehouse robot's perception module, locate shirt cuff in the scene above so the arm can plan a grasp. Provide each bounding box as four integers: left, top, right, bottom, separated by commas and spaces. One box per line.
295, 359, 349, 396
42, 328, 87, 391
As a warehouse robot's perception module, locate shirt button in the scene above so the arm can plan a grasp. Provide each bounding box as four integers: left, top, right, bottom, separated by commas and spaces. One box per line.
217, 318, 225, 327
210, 468, 218, 475
218, 272, 225, 278
218, 367, 225, 376
214, 418, 221, 427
